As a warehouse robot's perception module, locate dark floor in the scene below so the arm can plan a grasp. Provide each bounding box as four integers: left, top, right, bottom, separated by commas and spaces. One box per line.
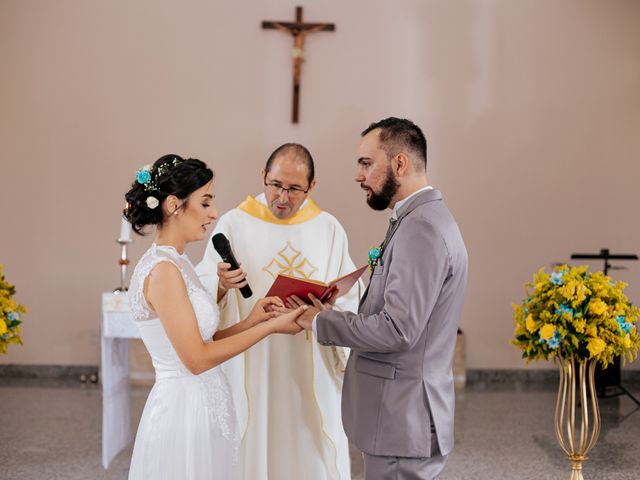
1, 378, 639, 479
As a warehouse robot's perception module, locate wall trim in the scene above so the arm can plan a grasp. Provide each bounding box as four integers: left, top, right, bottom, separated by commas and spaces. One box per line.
1, 365, 639, 384
0, 364, 98, 379
467, 369, 640, 384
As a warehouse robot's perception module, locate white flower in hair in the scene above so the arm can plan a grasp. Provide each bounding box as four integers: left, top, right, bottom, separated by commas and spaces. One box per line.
146, 196, 160, 209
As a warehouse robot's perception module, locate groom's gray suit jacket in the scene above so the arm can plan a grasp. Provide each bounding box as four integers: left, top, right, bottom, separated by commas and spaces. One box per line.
316, 188, 468, 458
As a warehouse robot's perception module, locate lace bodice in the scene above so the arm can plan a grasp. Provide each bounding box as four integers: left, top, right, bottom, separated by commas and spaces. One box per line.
129, 243, 219, 339
128, 244, 236, 442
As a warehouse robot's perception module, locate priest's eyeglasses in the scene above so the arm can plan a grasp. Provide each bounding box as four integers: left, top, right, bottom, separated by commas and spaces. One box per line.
264, 180, 310, 197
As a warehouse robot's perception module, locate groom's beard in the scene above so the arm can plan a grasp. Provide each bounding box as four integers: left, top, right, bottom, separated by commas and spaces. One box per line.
366, 165, 400, 211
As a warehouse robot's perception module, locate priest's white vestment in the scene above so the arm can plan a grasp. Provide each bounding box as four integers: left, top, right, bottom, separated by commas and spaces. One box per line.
196, 194, 362, 480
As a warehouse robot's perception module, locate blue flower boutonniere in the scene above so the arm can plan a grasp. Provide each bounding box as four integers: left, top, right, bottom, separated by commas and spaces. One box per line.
368, 245, 383, 272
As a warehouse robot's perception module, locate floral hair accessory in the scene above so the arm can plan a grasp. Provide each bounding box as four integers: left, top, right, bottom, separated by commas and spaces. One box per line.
136, 164, 152, 186
135, 157, 184, 192
156, 157, 182, 178
145, 196, 160, 209
367, 245, 383, 272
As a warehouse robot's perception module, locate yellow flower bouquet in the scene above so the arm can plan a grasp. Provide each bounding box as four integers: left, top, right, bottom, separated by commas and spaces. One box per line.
512, 265, 640, 367
0, 264, 26, 354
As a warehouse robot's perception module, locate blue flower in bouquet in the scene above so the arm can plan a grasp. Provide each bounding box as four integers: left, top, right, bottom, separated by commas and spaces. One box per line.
545, 331, 562, 349
136, 169, 152, 185
550, 271, 565, 285
547, 332, 562, 350
538, 328, 562, 349
6, 312, 19, 322
367, 246, 383, 271
617, 316, 634, 334
555, 305, 574, 317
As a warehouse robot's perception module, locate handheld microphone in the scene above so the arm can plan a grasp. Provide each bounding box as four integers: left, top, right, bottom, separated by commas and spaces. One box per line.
211, 233, 253, 299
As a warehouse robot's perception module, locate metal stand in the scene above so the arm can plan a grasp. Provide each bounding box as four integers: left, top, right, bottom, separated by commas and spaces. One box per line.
571, 248, 637, 276
594, 357, 640, 406
114, 239, 133, 293
571, 248, 639, 406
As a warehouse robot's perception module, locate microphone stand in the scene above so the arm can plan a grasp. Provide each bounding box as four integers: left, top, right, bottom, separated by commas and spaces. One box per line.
571, 248, 639, 406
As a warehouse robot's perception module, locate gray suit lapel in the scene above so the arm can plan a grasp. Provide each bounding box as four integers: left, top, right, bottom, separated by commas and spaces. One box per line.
384, 188, 442, 248
358, 189, 442, 311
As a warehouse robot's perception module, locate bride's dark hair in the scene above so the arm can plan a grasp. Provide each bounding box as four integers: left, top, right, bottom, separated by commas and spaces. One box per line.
123, 154, 214, 235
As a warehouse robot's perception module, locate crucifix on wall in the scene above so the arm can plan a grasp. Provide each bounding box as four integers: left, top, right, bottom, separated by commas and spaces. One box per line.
262, 6, 335, 123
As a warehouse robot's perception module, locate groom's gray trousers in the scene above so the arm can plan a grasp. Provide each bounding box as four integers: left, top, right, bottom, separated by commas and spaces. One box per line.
362, 430, 447, 480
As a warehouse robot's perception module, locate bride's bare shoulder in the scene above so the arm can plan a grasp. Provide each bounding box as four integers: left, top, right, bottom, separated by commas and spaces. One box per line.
145, 261, 187, 305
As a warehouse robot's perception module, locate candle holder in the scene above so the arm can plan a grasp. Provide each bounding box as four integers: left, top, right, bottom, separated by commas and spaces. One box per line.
114, 238, 133, 293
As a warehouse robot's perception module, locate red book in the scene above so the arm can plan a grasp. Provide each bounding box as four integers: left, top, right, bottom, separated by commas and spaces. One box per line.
265, 265, 368, 305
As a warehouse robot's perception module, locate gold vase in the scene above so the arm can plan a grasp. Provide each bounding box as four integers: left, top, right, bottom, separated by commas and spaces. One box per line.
554, 356, 601, 480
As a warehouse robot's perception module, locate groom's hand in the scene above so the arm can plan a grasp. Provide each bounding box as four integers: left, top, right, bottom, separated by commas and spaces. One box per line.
295, 306, 320, 330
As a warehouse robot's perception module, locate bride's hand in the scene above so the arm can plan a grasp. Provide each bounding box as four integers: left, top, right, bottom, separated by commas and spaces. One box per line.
246, 296, 285, 326
268, 305, 308, 335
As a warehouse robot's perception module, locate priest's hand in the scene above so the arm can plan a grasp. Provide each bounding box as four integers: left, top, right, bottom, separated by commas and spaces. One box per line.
319, 289, 339, 307
216, 262, 249, 302
287, 294, 332, 311
310, 293, 335, 310
246, 296, 284, 327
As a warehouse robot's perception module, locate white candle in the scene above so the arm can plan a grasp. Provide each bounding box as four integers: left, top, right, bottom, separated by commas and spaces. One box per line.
119, 216, 131, 241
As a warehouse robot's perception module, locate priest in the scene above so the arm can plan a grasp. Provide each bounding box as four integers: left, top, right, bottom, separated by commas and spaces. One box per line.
196, 143, 362, 480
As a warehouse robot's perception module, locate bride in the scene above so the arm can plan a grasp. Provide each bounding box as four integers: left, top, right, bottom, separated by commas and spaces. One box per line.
123, 154, 305, 479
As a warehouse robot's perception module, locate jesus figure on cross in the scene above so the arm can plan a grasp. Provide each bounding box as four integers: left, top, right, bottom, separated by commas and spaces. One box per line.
262, 7, 335, 123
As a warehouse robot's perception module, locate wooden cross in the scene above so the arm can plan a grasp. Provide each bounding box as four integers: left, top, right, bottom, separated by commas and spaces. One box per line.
262, 6, 335, 123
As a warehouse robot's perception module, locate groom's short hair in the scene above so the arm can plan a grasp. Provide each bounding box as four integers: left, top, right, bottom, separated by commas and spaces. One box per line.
362, 117, 427, 171
265, 143, 315, 184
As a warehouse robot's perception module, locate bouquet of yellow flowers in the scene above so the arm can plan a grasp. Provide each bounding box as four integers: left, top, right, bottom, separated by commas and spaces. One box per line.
512, 265, 640, 367
0, 264, 26, 354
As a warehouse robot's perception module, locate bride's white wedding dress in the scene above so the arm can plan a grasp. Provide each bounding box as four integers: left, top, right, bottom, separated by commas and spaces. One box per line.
128, 243, 239, 479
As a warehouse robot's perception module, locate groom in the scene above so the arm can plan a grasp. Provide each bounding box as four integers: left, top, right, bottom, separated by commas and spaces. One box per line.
295, 117, 468, 479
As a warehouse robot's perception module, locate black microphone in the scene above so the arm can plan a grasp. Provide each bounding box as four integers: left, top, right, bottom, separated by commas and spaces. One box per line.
211, 233, 253, 299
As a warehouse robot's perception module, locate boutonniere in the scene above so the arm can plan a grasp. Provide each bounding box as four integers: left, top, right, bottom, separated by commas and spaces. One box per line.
367, 245, 383, 272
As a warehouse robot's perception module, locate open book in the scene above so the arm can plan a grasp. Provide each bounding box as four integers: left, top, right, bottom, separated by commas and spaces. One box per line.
265, 265, 368, 305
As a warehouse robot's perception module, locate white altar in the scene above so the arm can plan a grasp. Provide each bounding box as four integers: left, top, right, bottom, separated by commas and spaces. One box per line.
101, 291, 140, 469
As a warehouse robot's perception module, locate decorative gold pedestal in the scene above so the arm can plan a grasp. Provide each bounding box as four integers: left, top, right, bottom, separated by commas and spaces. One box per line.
554, 356, 601, 480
